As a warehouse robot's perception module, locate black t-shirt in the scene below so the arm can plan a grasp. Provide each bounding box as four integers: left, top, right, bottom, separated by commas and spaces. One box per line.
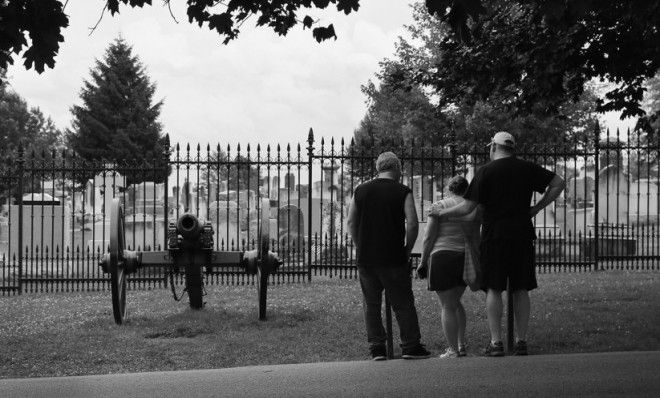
353, 178, 411, 267
464, 156, 555, 241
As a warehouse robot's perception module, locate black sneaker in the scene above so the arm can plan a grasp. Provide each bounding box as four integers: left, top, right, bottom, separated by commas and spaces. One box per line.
370, 345, 387, 361
513, 340, 528, 356
484, 341, 505, 357
402, 344, 432, 359
458, 344, 467, 357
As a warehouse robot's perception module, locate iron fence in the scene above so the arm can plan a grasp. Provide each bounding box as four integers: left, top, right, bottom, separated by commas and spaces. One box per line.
1, 126, 659, 295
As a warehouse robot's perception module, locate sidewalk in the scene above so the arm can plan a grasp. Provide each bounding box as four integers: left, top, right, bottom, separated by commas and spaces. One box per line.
2, 351, 659, 398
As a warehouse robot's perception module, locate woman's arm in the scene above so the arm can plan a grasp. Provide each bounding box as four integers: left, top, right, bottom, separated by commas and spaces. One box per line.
417, 216, 439, 278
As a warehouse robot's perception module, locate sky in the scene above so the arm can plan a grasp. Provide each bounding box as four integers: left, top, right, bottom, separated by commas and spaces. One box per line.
6, 0, 636, 150
6, 0, 416, 149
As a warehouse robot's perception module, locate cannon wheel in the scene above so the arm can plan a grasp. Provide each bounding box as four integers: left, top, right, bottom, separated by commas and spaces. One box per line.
257, 198, 271, 320
109, 198, 127, 324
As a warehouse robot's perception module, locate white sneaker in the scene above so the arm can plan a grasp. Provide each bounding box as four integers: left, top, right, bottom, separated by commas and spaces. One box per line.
439, 348, 458, 359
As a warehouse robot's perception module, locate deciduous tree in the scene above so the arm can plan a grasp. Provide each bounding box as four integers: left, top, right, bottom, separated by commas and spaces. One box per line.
2, 0, 659, 123
421, 0, 660, 121
0, 69, 63, 201
0, 70, 63, 158
353, 2, 600, 161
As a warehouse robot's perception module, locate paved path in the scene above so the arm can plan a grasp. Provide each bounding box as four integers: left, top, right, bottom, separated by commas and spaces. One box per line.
2, 351, 659, 398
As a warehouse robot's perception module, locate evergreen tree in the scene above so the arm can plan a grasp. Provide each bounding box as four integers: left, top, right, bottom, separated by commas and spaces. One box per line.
67, 37, 167, 184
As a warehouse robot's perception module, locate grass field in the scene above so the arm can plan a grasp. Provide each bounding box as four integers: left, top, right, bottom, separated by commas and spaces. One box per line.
1, 271, 659, 379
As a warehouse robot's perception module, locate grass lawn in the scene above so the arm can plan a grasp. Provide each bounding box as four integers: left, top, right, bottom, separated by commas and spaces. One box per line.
1, 271, 659, 378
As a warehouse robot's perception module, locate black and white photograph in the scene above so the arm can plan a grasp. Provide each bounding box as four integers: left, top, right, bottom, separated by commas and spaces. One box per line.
1, 1, 659, 397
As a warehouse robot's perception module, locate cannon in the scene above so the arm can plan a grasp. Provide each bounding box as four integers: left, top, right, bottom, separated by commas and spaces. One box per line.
100, 198, 280, 324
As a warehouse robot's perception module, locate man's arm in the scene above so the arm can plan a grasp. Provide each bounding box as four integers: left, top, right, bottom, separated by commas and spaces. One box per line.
403, 192, 419, 257
530, 175, 566, 217
346, 196, 360, 246
347, 196, 359, 247
429, 199, 478, 220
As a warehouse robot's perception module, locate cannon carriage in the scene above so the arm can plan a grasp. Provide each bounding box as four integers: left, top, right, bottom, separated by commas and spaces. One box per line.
100, 198, 280, 324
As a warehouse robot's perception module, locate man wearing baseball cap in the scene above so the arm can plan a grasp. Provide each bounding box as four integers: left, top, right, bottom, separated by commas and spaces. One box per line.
429, 131, 565, 356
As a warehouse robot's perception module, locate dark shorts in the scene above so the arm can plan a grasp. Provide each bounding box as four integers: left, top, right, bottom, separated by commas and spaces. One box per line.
481, 239, 537, 291
428, 250, 466, 291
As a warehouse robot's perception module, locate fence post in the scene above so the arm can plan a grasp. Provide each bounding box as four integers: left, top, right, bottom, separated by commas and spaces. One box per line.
162, 135, 171, 286
593, 122, 600, 270
17, 145, 24, 295
307, 128, 314, 282
450, 123, 457, 176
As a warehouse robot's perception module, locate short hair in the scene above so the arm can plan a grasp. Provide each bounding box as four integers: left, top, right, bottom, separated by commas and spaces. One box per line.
447, 175, 469, 196
495, 142, 515, 154
375, 152, 402, 174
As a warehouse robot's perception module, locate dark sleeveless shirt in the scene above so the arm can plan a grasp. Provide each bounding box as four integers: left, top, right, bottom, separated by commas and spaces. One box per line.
353, 178, 411, 267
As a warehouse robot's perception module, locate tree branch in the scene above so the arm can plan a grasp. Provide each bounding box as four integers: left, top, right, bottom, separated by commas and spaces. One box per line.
88, 4, 108, 36
163, 0, 179, 24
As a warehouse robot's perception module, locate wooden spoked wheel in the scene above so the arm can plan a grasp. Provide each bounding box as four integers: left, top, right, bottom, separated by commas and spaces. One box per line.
257, 198, 271, 320
109, 198, 127, 325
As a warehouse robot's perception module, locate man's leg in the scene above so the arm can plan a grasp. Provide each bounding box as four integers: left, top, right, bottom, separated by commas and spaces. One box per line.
510, 239, 536, 355
486, 288, 503, 343
380, 266, 422, 350
357, 267, 386, 349
513, 289, 530, 342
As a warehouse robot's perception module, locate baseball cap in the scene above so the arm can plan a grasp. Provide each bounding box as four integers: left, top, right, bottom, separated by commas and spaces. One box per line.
487, 131, 516, 148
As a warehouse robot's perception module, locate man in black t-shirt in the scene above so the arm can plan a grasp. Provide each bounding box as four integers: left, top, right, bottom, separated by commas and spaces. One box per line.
430, 132, 565, 356
347, 152, 431, 360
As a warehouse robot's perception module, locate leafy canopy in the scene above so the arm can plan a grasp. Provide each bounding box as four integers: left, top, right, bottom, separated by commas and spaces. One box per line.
0, 70, 63, 158
422, 0, 660, 120
0, 0, 359, 76
353, 1, 601, 159
0, 69, 64, 200
1, 0, 659, 121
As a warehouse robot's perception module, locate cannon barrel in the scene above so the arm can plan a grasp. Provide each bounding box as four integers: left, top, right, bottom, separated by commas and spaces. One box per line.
176, 213, 203, 241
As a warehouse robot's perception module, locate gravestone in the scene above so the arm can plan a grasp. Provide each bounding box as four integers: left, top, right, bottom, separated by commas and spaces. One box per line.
278, 204, 304, 255
9, 193, 71, 258
628, 179, 659, 221
597, 164, 629, 223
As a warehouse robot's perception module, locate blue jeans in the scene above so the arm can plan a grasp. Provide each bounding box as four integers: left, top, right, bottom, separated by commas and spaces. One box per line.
358, 265, 422, 350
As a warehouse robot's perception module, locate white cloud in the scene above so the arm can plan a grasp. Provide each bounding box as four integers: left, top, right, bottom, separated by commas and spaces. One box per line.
6, 1, 416, 149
